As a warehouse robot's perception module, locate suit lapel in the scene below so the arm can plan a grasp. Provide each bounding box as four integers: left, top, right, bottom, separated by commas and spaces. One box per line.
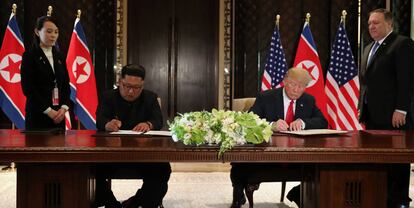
295, 96, 305, 119
37, 47, 55, 77
366, 32, 396, 71
361, 42, 372, 75
274, 89, 285, 120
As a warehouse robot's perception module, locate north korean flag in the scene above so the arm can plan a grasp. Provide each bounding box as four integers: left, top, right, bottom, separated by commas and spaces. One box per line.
66, 17, 98, 130
293, 21, 328, 119
0, 12, 25, 129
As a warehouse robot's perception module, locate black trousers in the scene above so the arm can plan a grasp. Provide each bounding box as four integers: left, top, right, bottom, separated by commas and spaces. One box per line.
96, 163, 171, 208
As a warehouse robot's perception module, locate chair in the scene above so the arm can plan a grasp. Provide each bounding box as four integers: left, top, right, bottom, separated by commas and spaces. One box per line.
232, 97, 256, 112
232, 97, 302, 207
244, 165, 302, 207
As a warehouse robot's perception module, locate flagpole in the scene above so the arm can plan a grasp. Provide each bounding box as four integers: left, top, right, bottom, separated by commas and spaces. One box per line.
47, 6, 53, 16
275, 14, 280, 28
12, 4, 17, 14
305, 13, 311, 23
7, 4, 17, 170
77, 9, 82, 130
11, 4, 17, 131
341, 10, 347, 25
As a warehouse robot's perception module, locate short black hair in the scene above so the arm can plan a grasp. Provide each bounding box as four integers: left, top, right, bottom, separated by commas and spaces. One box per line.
121, 64, 146, 80
370, 8, 393, 23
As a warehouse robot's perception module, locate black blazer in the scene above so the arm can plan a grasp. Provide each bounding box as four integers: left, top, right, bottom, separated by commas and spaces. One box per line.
21, 46, 70, 129
250, 88, 327, 129
359, 32, 414, 127
96, 89, 163, 131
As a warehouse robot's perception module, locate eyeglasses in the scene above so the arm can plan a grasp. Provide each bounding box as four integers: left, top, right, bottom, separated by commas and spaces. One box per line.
121, 81, 142, 92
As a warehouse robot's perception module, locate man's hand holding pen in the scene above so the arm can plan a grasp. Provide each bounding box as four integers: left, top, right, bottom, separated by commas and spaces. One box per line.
105, 118, 122, 132
272, 119, 304, 132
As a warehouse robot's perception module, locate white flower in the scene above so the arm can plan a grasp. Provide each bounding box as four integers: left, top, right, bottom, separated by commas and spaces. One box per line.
184, 133, 192, 140
168, 109, 272, 157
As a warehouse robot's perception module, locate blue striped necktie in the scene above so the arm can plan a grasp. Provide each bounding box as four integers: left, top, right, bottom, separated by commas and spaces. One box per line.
367, 41, 380, 67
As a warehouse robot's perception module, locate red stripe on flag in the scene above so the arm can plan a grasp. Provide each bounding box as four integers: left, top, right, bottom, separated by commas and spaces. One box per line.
326, 74, 361, 130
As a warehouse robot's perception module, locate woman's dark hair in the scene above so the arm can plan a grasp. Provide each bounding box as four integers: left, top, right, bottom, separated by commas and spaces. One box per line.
32, 16, 58, 47
121, 64, 146, 80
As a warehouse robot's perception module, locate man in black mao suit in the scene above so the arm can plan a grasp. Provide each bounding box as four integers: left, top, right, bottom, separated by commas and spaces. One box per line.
230, 67, 327, 208
359, 9, 414, 208
95, 64, 171, 208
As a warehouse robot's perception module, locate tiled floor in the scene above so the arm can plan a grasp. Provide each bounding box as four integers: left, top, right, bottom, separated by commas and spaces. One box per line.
1, 169, 414, 208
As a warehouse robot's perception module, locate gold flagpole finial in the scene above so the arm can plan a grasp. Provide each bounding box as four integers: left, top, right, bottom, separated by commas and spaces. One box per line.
275, 14, 280, 28
305, 13, 311, 23
12, 4, 17, 14
77, 10, 82, 19
47, 6, 53, 17
341, 10, 347, 24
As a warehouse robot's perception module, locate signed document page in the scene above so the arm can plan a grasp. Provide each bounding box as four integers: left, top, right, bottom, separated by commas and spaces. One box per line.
279, 129, 348, 136
109, 130, 143, 135
144, 131, 172, 136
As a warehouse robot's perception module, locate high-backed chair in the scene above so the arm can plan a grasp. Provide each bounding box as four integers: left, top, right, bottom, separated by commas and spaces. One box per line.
233, 97, 256, 112
232, 97, 302, 207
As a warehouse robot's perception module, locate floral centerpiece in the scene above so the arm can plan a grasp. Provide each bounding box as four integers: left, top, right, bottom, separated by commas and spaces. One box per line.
168, 109, 272, 156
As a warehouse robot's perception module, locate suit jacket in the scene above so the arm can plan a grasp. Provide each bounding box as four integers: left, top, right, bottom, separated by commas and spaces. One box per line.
21, 45, 70, 130
250, 88, 327, 129
359, 32, 414, 128
96, 89, 163, 130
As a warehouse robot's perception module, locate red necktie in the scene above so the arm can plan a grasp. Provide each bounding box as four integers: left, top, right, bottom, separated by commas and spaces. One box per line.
285, 100, 294, 124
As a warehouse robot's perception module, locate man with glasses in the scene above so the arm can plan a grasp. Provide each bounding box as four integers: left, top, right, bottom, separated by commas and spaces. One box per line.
230, 67, 327, 208
95, 64, 170, 208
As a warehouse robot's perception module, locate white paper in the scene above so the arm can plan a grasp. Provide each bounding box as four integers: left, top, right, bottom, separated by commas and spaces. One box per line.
279, 129, 348, 136
109, 130, 143, 135
143, 131, 172, 136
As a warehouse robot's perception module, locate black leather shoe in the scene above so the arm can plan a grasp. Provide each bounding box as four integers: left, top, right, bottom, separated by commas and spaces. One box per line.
230, 195, 246, 208
122, 195, 139, 208
286, 185, 300, 207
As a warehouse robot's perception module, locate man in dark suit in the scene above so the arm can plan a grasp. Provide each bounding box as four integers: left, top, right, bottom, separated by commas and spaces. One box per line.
230, 67, 327, 208
95, 64, 171, 208
359, 9, 414, 208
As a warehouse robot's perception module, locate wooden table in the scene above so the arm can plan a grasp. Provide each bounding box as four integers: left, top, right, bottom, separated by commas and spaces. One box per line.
0, 130, 413, 208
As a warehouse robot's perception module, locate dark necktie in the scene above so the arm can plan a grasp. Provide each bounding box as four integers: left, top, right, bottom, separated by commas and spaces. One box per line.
285, 100, 295, 124
367, 41, 380, 67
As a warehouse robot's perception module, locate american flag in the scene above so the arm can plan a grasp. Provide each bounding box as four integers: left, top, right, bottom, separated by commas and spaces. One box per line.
325, 20, 363, 130
261, 25, 287, 91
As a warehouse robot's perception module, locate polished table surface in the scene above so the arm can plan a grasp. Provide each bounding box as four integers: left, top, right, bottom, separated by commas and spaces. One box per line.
0, 129, 413, 163
2, 129, 412, 208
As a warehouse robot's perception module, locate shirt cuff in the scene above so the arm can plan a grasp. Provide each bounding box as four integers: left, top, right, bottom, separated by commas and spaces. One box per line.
43, 107, 52, 114
299, 119, 306, 129
61, 105, 69, 110
395, 109, 407, 115
146, 121, 153, 130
